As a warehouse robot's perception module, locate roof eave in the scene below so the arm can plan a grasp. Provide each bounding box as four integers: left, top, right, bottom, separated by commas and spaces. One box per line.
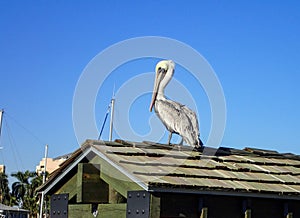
149, 186, 300, 200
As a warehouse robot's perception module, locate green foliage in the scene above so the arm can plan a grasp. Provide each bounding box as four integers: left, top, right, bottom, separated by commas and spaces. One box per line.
0, 172, 13, 205
10, 170, 45, 217
0, 170, 48, 217
11, 171, 36, 203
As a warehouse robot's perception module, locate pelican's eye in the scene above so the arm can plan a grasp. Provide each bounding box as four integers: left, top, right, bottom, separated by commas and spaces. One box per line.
158, 66, 167, 73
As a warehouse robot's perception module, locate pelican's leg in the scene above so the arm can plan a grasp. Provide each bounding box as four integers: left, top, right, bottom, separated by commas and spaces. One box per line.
167, 132, 172, 145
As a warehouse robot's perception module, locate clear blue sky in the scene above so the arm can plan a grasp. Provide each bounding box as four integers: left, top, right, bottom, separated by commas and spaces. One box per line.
0, 1, 300, 178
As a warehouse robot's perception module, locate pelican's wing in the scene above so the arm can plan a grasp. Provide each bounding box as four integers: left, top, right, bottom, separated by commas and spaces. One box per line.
154, 99, 187, 134
155, 99, 201, 146
165, 99, 200, 135
166, 100, 200, 145
182, 105, 200, 137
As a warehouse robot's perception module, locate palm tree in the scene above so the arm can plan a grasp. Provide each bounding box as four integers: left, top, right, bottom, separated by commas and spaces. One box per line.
0, 172, 11, 205
11, 170, 36, 206
11, 171, 44, 217
23, 174, 43, 217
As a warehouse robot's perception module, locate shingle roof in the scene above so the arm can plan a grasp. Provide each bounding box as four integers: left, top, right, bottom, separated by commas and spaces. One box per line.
39, 139, 300, 199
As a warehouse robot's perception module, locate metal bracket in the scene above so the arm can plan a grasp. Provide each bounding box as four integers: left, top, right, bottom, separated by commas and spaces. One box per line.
50, 193, 69, 217
126, 191, 150, 218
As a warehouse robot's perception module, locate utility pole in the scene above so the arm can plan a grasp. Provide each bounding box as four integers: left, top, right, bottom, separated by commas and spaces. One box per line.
39, 144, 48, 218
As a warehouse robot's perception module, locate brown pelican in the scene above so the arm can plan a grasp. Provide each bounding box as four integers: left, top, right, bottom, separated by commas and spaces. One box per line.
149, 60, 203, 148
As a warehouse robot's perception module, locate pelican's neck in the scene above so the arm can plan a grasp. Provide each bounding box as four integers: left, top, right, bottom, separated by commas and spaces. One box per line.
156, 68, 173, 101
156, 91, 166, 101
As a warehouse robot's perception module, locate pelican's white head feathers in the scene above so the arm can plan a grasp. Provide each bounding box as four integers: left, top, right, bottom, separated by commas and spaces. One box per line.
150, 60, 175, 111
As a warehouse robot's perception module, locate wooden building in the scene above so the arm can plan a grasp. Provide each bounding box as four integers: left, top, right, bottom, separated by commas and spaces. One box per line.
37, 139, 300, 218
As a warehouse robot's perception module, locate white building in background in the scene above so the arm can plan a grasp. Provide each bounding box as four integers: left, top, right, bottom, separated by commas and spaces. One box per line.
36, 153, 71, 176
0, 165, 5, 174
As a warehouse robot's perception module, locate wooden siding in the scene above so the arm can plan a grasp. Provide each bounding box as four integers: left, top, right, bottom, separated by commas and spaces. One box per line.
68, 203, 126, 218
77, 163, 108, 203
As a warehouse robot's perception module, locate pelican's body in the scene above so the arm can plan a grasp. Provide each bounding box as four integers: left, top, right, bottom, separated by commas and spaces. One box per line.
150, 60, 203, 148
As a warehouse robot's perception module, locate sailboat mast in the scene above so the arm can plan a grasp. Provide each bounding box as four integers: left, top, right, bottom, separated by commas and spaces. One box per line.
98, 85, 116, 141
109, 97, 115, 141
109, 85, 115, 142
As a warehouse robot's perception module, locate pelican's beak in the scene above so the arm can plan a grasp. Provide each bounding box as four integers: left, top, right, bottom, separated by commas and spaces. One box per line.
149, 68, 165, 112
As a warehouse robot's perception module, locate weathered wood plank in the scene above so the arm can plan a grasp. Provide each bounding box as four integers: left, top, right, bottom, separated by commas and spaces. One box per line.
244, 209, 251, 218
109, 186, 126, 203
69, 203, 126, 218
150, 194, 160, 218
89, 155, 144, 197
101, 173, 142, 198
55, 173, 77, 200
200, 207, 208, 218
77, 163, 109, 203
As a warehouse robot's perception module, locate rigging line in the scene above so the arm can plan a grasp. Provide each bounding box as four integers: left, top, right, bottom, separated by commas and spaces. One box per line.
4, 116, 23, 171
98, 103, 111, 140
0, 109, 3, 141
98, 84, 116, 140
4, 112, 45, 146
0, 143, 4, 168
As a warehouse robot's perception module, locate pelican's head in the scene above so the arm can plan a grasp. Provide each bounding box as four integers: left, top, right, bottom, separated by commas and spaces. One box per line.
149, 60, 175, 112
